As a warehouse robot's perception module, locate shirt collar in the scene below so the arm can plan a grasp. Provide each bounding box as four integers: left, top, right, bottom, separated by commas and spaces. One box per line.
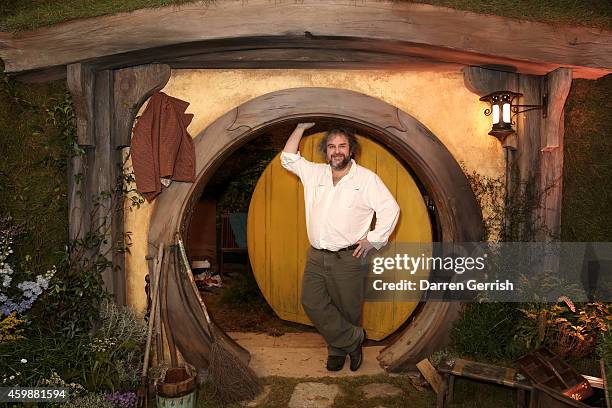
325, 159, 357, 184
346, 159, 357, 179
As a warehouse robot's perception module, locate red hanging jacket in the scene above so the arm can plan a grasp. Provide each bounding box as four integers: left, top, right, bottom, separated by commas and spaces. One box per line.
131, 91, 196, 202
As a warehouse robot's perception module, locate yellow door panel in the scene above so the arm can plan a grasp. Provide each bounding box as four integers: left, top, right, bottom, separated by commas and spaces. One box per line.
247, 133, 432, 340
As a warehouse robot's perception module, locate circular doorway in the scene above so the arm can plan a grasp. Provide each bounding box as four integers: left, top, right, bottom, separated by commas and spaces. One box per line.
148, 87, 483, 371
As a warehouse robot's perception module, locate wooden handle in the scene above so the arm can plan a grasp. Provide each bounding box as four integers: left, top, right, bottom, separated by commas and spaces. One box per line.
176, 233, 213, 325
142, 244, 164, 379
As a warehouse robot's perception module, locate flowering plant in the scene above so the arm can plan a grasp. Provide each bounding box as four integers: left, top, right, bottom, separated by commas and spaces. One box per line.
0, 217, 56, 317
105, 391, 137, 407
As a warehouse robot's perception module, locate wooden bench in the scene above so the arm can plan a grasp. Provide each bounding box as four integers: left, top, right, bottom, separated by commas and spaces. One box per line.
436, 358, 535, 408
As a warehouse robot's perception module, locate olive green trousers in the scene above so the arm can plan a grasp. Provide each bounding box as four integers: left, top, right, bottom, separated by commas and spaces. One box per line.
300, 246, 367, 357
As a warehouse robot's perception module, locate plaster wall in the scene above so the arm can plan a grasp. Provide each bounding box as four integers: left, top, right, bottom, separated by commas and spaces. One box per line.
125, 68, 503, 311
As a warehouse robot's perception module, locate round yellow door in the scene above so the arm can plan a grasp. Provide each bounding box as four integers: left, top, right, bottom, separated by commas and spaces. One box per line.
247, 133, 432, 340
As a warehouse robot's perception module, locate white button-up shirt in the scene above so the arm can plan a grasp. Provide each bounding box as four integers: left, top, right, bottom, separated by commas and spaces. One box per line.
280, 151, 400, 251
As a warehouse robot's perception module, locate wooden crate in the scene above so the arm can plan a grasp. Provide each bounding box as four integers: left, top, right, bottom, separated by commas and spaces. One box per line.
517, 348, 593, 401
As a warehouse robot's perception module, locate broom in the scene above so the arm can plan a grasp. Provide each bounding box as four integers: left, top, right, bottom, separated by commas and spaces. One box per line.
176, 234, 262, 403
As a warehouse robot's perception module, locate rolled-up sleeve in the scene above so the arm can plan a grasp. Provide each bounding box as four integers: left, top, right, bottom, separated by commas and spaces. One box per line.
280, 151, 317, 183
364, 174, 400, 250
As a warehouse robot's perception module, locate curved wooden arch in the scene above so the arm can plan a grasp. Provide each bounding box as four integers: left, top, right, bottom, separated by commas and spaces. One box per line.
148, 87, 483, 371
2, 1, 611, 81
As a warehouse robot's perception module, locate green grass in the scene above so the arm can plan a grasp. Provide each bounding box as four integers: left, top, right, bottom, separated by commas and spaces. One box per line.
0, 0, 610, 32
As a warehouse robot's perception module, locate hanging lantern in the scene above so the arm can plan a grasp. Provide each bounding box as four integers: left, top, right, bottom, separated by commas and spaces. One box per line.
479, 91, 522, 143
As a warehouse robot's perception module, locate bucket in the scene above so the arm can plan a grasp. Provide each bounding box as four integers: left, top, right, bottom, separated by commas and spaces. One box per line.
156, 367, 197, 408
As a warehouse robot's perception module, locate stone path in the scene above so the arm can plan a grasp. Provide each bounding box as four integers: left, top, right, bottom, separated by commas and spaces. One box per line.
231, 332, 410, 407
288, 382, 342, 408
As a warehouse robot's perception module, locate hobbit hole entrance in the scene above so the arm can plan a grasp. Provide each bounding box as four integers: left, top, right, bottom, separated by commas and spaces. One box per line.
149, 87, 482, 370
184, 120, 438, 341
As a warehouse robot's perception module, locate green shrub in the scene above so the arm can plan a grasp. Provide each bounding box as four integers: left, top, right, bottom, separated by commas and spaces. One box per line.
0, 300, 146, 392
450, 303, 526, 362
80, 300, 147, 391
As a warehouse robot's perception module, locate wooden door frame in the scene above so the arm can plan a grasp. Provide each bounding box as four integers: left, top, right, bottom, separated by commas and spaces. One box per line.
148, 86, 483, 371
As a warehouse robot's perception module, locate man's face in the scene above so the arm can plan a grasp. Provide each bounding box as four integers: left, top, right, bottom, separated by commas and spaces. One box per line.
326, 133, 352, 170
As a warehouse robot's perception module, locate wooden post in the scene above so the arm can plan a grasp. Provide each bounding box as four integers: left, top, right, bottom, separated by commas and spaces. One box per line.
463, 66, 570, 242
67, 62, 171, 305
66, 63, 96, 241
537, 68, 572, 241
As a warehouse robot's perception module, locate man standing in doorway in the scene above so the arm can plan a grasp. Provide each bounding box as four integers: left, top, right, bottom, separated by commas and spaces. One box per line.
280, 123, 400, 371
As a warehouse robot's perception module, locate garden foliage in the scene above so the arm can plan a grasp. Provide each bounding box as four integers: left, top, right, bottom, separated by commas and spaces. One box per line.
0, 67, 146, 405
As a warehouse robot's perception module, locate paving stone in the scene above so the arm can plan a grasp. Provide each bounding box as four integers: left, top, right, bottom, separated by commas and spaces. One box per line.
359, 383, 403, 399
241, 385, 272, 407
288, 382, 342, 408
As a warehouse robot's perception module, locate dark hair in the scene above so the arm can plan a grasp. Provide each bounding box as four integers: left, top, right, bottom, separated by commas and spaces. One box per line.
318, 127, 360, 159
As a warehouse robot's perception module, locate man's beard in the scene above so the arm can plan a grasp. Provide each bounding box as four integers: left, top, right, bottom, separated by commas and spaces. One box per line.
328, 153, 351, 170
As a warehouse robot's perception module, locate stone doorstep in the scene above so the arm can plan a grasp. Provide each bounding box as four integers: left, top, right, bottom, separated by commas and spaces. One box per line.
288, 382, 343, 408
247, 345, 386, 378
229, 332, 328, 348
230, 331, 386, 378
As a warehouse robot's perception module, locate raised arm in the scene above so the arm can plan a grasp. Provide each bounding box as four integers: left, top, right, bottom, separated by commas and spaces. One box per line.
283, 122, 316, 153
280, 122, 318, 182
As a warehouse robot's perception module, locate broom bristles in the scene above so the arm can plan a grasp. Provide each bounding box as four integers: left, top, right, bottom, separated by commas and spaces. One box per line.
208, 341, 263, 403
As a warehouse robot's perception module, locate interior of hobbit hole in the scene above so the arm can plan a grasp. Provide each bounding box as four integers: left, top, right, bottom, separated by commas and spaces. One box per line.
184, 120, 439, 347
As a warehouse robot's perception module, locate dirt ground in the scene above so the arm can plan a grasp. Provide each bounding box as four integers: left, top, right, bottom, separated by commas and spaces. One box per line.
201, 264, 318, 336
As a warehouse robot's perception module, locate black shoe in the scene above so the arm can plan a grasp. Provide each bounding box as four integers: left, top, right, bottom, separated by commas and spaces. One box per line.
349, 329, 366, 371
326, 355, 346, 371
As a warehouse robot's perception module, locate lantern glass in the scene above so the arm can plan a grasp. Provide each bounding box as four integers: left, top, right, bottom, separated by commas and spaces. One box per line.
492, 104, 500, 124
502, 103, 511, 123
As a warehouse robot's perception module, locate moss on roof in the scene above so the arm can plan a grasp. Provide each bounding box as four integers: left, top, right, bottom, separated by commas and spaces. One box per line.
0, 0, 610, 33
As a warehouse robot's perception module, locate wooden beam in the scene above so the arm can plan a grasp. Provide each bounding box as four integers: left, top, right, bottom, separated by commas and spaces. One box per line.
66, 63, 95, 146
112, 64, 171, 148
538, 68, 572, 241
66, 62, 96, 241
416, 358, 443, 394
1, 1, 611, 80
166, 47, 463, 71
91, 70, 117, 297
542, 68, 573, 149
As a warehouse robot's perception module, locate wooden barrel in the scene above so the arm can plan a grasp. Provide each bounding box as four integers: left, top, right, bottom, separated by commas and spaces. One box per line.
247, 133, 432, 340
156, 367, 197, 407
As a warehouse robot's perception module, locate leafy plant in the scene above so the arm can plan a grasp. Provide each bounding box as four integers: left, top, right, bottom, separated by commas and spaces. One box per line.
516, 300, 611, 360
450, 167, 561, 361
80, 300, 147, 391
